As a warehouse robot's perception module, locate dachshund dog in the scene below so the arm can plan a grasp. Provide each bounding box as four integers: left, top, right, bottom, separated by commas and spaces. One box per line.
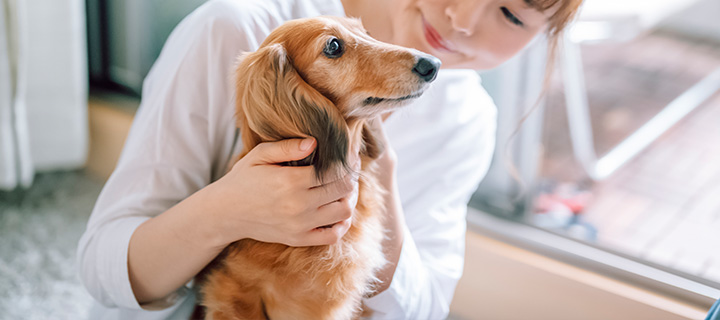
197, 16, 440, 320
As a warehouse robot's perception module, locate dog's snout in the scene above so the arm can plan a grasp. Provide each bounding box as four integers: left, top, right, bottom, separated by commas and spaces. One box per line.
412, 56, 441, 82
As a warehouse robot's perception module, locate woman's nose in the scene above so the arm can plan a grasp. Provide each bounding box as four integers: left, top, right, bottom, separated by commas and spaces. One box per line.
445, 1, 482, 36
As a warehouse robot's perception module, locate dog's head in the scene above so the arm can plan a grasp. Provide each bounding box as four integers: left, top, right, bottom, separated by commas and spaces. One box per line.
235, 16, 440, 182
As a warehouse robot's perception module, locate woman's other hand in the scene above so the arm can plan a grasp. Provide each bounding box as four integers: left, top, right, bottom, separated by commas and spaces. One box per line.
366, 115, 405, 295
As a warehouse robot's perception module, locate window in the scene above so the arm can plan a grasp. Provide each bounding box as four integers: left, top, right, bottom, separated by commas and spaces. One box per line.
470, 0, 720, 307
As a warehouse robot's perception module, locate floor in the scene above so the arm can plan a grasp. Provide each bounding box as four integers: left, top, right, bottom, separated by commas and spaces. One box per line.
537, 30, 720, 284
0, 89, 140, 319
0, 170, 102, 319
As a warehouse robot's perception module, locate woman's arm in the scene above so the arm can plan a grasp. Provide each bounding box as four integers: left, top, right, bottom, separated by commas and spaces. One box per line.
127, 138, 358, 304
365, 117, 405, 295
370, 160, 405, 295
77, 1, 358, 309
126, 182, 225, 305
362, 79, 498, 318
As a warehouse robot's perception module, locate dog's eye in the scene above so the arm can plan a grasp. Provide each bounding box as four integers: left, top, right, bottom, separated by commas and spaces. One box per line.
323, 38, 344, 58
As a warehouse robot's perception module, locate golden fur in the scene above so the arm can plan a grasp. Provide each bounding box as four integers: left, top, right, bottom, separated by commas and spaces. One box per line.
197, 16, 438, 320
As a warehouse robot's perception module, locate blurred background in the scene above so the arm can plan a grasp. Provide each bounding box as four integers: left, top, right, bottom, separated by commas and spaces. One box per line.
1, 0, 719, 319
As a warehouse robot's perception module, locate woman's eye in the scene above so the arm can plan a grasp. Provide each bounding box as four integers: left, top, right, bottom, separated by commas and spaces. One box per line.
501, 7, 524, 27
323, 38, 344, 58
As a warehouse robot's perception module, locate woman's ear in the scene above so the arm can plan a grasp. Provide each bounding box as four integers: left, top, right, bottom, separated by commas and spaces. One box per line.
234, 43, 350, 182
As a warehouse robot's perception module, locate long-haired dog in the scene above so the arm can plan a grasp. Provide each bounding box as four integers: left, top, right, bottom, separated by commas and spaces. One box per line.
197, 16, 440, 320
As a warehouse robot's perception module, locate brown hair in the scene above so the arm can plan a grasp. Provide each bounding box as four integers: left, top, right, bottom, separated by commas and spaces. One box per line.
510, 0, 584, 126
536, 0, 585, 92
505, 0, 584, 194
538, 0, 584, 37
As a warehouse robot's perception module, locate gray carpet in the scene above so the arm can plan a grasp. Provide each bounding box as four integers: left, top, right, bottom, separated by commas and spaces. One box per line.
0, 170, 103, 320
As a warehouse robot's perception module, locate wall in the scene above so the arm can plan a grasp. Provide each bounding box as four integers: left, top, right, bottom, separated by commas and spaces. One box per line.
25, 0, 88, 171
100, 0, 207, 93
658, 0, 720, 42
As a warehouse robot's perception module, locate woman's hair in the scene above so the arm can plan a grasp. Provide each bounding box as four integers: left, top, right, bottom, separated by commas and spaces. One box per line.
538, 0, 585, 91
505, 0, 584, 199
542, 0, 584, 38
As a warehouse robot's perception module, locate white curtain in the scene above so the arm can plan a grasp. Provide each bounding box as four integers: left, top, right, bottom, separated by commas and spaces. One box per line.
0, 0, 88, 191
0, 0, 34, 191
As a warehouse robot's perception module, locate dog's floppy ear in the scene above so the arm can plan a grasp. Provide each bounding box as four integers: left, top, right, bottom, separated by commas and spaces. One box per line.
235, 43, 350, 182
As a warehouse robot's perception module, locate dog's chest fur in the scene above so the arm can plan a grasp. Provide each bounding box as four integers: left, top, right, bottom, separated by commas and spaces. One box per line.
199, 165, 386, 320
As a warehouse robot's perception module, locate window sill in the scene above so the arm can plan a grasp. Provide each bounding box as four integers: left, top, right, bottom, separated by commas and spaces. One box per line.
450, 208, 718, 319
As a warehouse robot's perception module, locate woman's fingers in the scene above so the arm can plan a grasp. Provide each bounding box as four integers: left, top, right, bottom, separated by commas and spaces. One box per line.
250, 138, 316, 165
310, 197, 353, 228
307, 169, 358, 206
294, 217, 352, 246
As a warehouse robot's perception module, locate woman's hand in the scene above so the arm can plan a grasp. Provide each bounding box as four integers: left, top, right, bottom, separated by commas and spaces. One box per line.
205, 138, 361, 248
371, 116, 398, 183
366, 115, 406, 295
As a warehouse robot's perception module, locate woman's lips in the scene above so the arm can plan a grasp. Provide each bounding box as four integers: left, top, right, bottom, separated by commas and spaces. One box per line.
422, 17, 456, 53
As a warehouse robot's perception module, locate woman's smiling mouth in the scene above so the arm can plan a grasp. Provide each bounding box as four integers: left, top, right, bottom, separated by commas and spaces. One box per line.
421, 16, 456, 53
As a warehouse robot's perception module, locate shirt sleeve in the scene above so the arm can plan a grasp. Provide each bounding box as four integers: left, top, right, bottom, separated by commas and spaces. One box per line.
76, 0, 264, 310
363, 85, 498, 319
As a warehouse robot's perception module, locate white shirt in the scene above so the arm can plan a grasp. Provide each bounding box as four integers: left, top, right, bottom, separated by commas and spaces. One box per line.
76, 0, 497, 319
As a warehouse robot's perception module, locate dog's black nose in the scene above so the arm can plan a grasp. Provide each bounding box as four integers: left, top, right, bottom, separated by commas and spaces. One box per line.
412, 56, 441, 82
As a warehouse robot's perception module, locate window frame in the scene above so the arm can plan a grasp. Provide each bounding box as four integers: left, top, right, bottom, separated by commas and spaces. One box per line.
470, 34, 720, 309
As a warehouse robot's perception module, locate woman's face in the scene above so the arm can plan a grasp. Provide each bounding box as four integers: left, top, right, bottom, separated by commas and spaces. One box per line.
388, 0, 555, 69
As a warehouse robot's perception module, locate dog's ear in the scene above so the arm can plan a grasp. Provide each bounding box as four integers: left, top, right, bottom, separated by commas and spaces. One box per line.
360, 118, 386, 160
234, 43, 350, 182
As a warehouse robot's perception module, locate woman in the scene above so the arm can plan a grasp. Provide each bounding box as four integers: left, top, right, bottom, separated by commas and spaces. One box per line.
77, 0, 583, 318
